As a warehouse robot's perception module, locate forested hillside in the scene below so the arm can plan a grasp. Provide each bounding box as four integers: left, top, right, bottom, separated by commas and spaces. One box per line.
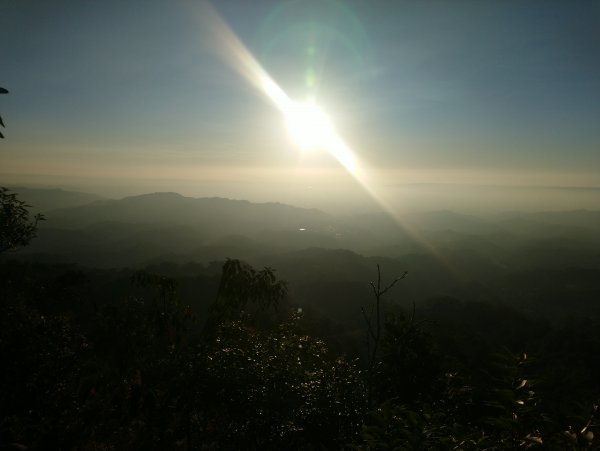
1, 188, 598, 449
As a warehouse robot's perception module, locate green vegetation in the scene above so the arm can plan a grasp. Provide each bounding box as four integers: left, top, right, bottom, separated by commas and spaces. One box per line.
0, 190, 598, 449
0, 86, 7, 139
1, 257, 598, 449
1, 187, 45, 254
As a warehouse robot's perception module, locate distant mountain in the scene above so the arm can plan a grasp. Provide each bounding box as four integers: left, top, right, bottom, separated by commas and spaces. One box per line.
44, 192, 333, 232
6, 186, 105, 213
3, 189, 600, 329
4, 190, 598, 275
496, 210, 600, 239
14, 193, 346, 266
414, 210, 499, 234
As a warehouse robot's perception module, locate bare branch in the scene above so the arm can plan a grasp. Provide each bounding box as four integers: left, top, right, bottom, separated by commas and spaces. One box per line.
360, 306, 376, 341
379, 271, 408, 296
362, 264, 408, 408
369, 281, 378, 299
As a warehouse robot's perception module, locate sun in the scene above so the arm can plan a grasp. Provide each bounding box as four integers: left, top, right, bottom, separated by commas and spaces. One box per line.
285, 101, 336, 151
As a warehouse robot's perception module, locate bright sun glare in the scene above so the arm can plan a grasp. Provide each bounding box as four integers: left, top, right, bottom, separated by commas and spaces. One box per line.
201, 2, 359, 174
285, 101, 335, 151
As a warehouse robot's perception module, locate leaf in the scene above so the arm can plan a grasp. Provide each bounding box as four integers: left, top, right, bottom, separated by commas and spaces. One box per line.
582, 430, 594, 442
524, 434, 543, 445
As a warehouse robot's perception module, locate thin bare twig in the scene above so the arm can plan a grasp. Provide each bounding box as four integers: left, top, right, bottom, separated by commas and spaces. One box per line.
361, 264, 408, 407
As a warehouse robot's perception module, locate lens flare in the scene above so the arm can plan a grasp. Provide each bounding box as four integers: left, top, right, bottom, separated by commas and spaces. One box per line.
198, 2, 358, 175
196, 1, 462, 280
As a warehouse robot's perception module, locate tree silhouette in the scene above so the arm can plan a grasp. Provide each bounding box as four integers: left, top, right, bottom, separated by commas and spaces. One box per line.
361, 264, 407, 406
0, 187, 45, 253
0, 87, 7, 138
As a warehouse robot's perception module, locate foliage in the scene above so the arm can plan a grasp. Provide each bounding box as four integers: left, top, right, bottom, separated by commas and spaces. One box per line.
375, 310, 440, 406
190, 311, 366, 449
357, 401, 474, 450
357, 341, 599, 450
0, 187, 45, 253
0, 86, 7, 138
0, 256, 598, 449
215, 258, 287, 311
0, 303, 85, 449
354, 269, 599, 450
209, 258, 287, 328
131, 270, 193, 346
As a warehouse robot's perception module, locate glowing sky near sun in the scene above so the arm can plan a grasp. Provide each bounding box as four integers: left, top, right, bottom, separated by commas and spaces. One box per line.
198, 2, 358, 175
1, 0, 599, 211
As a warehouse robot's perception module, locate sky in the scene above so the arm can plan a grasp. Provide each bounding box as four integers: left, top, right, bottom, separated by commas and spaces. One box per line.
1, 0, 599, 212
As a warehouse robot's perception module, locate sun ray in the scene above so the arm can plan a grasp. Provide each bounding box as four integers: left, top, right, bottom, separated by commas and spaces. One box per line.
196, 1, 464, 280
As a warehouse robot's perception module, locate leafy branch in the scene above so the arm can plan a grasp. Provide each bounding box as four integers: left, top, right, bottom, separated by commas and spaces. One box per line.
1, 86, 8, 138
0, 187, 45, 253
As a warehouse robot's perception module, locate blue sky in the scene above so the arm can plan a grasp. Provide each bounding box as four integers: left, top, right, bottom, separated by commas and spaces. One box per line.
1, 0, 599, 209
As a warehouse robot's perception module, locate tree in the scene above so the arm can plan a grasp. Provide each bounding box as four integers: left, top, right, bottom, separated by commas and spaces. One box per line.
209, 258, 287, 324
0, 187, 45, 253
0, 86, 7, 138
192, 312, 366, 449
361, 264, 407, 406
